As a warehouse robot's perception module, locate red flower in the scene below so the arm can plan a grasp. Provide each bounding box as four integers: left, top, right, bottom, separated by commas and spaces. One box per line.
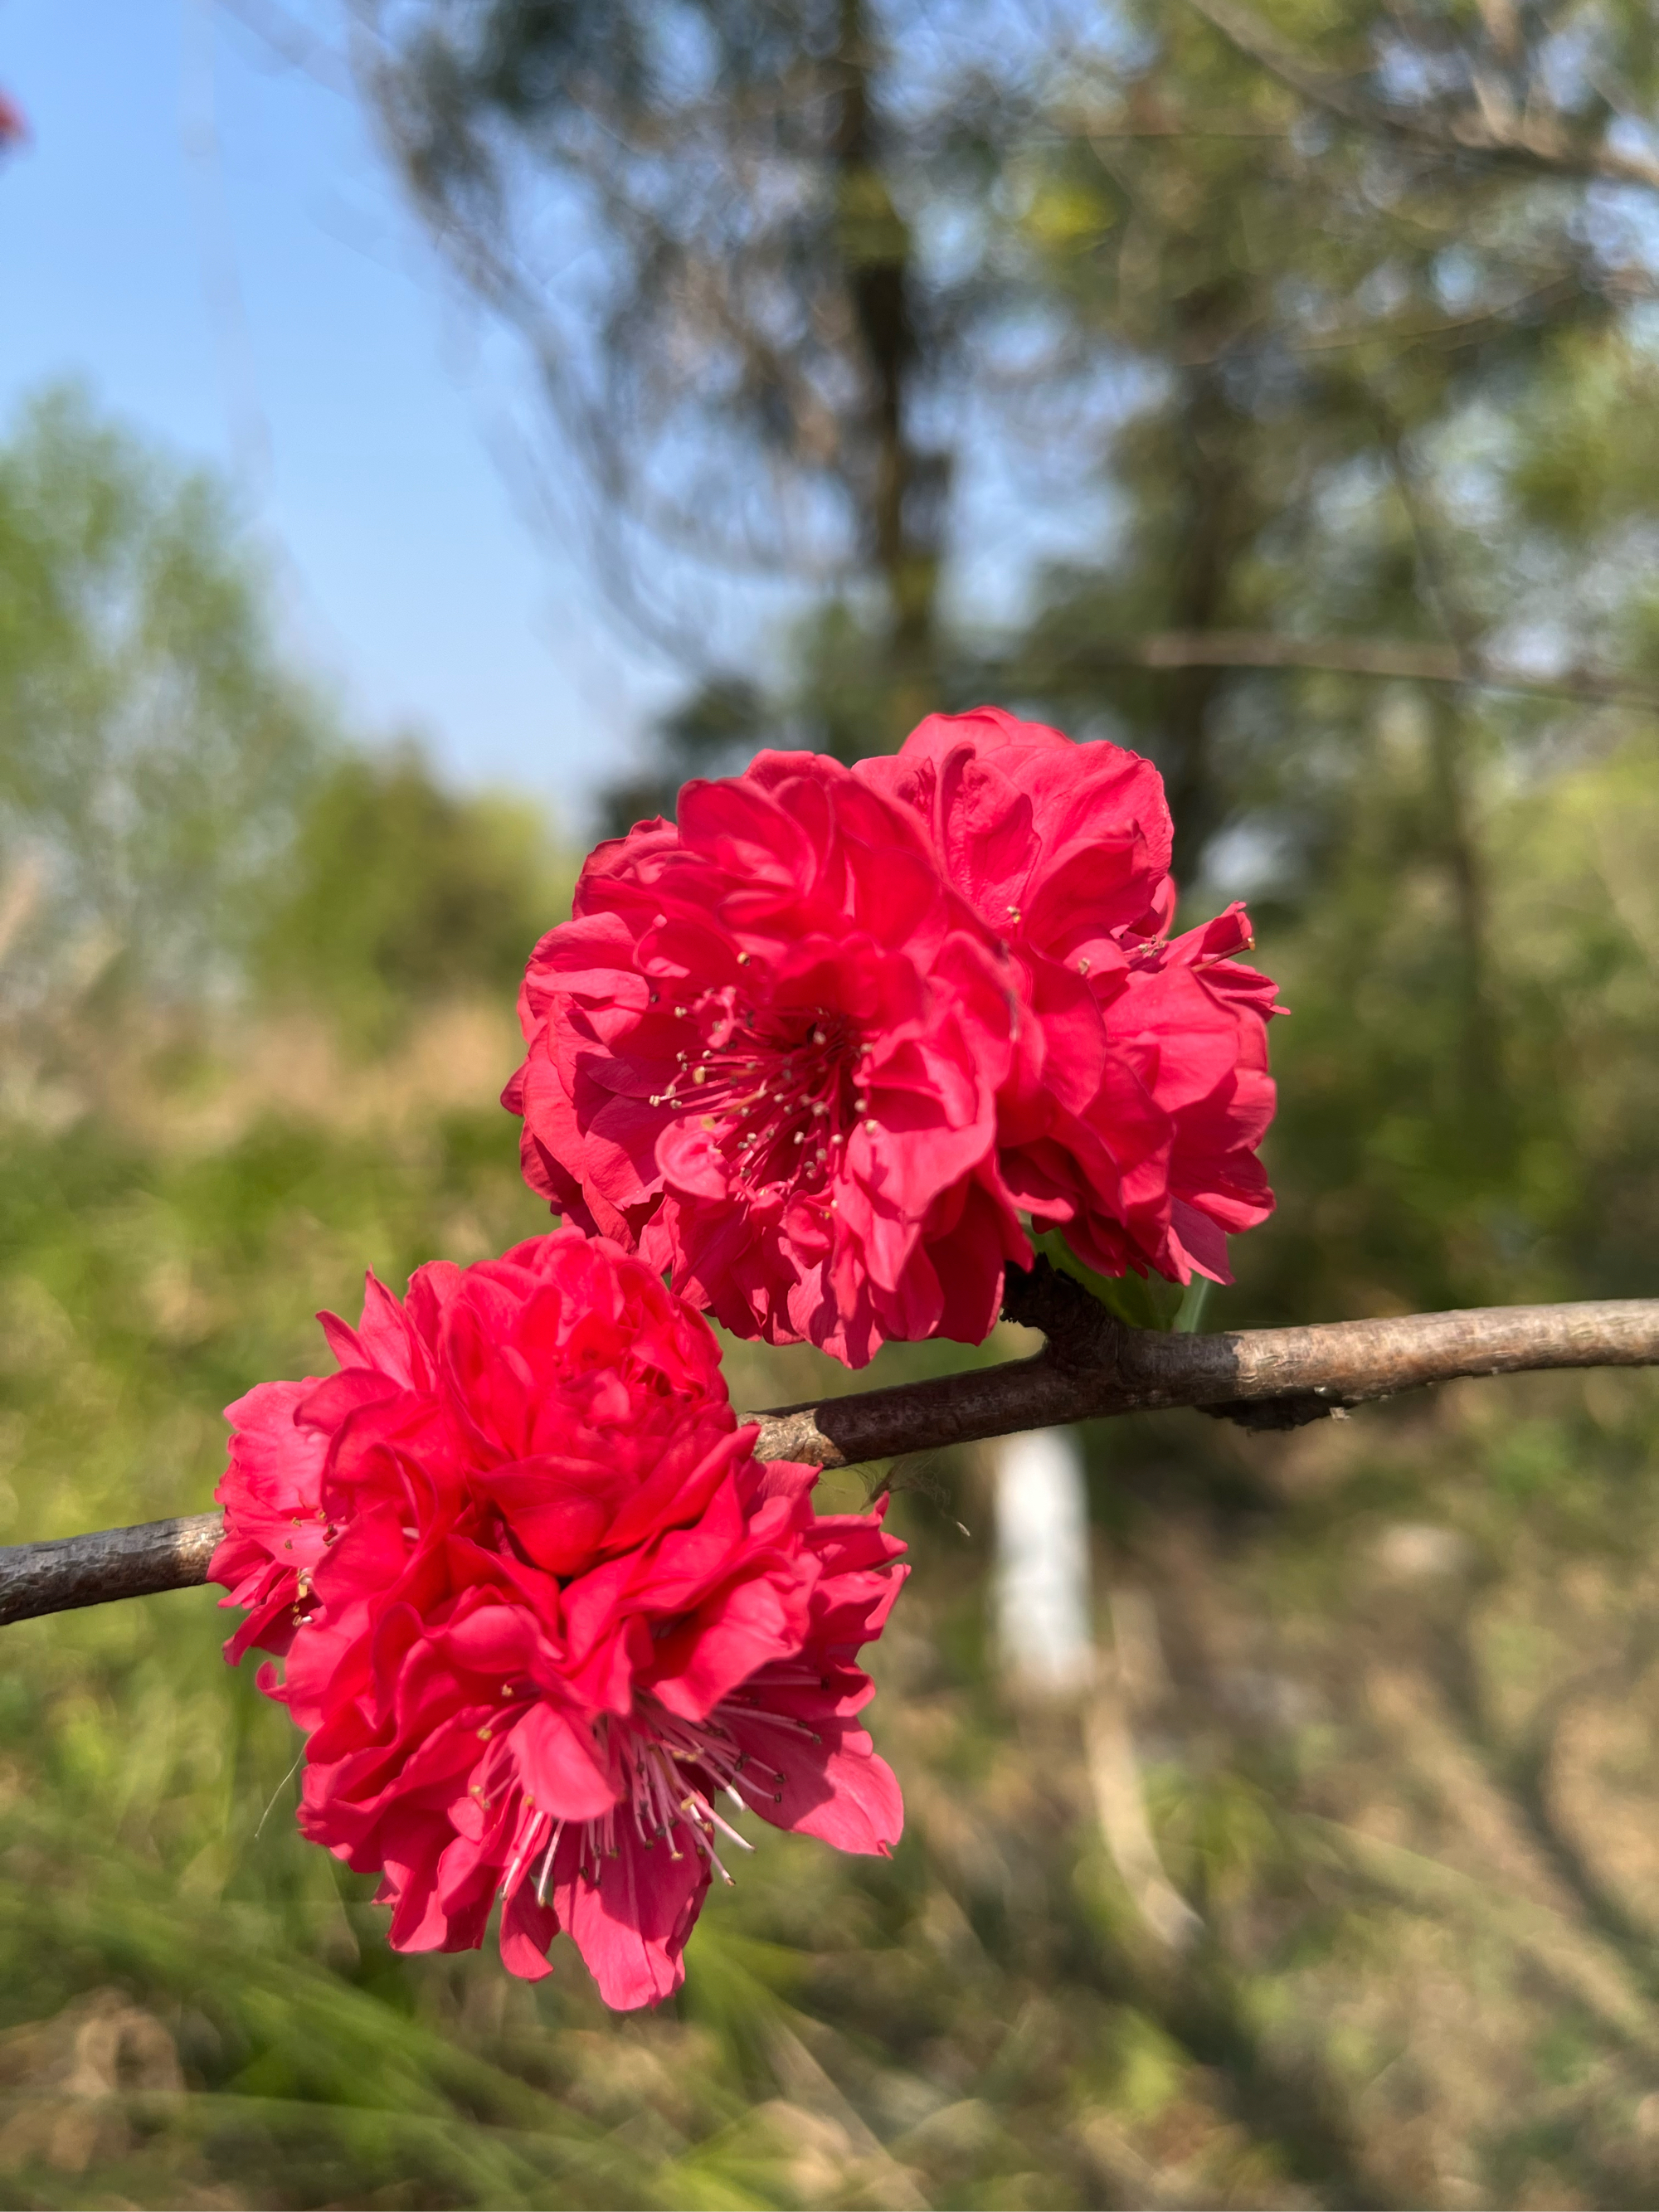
506, 751, 1027, 1366
859, 707, 1280, 1285
508, 712, 1278, 1363
212, 1230, 907, 2010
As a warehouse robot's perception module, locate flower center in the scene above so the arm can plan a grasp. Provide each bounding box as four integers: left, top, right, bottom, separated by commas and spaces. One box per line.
494, 1683, 825, 1906
649, 990, 870, 1198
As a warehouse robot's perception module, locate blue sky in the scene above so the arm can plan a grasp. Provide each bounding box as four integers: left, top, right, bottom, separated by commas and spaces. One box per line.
0, 0, 674, 832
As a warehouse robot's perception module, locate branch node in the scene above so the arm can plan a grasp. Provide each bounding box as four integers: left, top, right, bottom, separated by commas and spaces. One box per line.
1000, 1257, 1127, 1373
1201, 1393, 1336, 1432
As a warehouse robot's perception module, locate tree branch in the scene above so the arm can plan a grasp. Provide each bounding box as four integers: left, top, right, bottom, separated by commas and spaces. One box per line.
1056, 632, 1659, 711
1183, 0, 1659, 200
1, 1513, 224, 1630
5, 1271, 1658, 1630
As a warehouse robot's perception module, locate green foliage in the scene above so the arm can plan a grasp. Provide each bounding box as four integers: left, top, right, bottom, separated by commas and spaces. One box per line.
0, 386, 330, 996
1234, 725, 1659, 1325
253, 746, 572, 1048
0, 387, 575, 1041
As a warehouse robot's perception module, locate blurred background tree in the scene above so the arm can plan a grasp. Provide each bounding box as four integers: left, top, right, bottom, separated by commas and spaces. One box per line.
2, 3, 1659, 2205
0, 384, 328, 1000
0, 385, 567, 1043
253, 746, 568, 1049
365, 0, 1659, 840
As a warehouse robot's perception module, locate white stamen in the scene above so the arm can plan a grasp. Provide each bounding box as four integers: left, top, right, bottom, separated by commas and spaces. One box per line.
535, 1821, 566, 1903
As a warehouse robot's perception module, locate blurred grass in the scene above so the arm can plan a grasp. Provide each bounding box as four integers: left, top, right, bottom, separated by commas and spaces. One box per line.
4, 732, 1659, 2207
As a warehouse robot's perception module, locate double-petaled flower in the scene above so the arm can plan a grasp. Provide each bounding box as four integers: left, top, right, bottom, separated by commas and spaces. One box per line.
212, 1230, 906, 2010
505, 754, 1025, 1366
508, 706, 1281, 1365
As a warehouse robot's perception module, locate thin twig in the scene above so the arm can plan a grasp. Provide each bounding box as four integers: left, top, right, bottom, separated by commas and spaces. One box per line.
1184, 0, 1659, 199
4, 1268, 1657, 1629
1050, 631, 1659, 711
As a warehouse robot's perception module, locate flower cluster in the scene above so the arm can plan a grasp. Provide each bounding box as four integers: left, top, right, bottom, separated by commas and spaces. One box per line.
215, 697, 1279, 2007
212, 1230, 906, 2010
508, 706, 1280, 1365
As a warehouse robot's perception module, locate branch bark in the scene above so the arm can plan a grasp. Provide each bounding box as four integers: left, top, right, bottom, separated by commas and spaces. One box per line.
5, 1268, 1658, 1630
1, 1513, 225, 1630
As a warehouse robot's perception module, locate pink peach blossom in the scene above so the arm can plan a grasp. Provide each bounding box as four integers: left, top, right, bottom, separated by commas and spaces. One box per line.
212, 1230, 907, 2010
859, 707, 1280, 1285
506, 750, 1027, 1366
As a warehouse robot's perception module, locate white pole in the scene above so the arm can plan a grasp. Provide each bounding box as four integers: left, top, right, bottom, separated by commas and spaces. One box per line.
992, 1427, 1095, 1696
992, 1425, 1201, 1947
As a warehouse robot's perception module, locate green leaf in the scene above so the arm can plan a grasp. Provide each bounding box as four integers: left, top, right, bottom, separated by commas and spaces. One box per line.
1029, 1228, 1189, 1332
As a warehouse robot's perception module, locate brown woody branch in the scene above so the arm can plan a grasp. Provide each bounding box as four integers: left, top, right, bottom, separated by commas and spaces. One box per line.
1, 1513, 226, 1631
5, 1266, 1658, 1630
